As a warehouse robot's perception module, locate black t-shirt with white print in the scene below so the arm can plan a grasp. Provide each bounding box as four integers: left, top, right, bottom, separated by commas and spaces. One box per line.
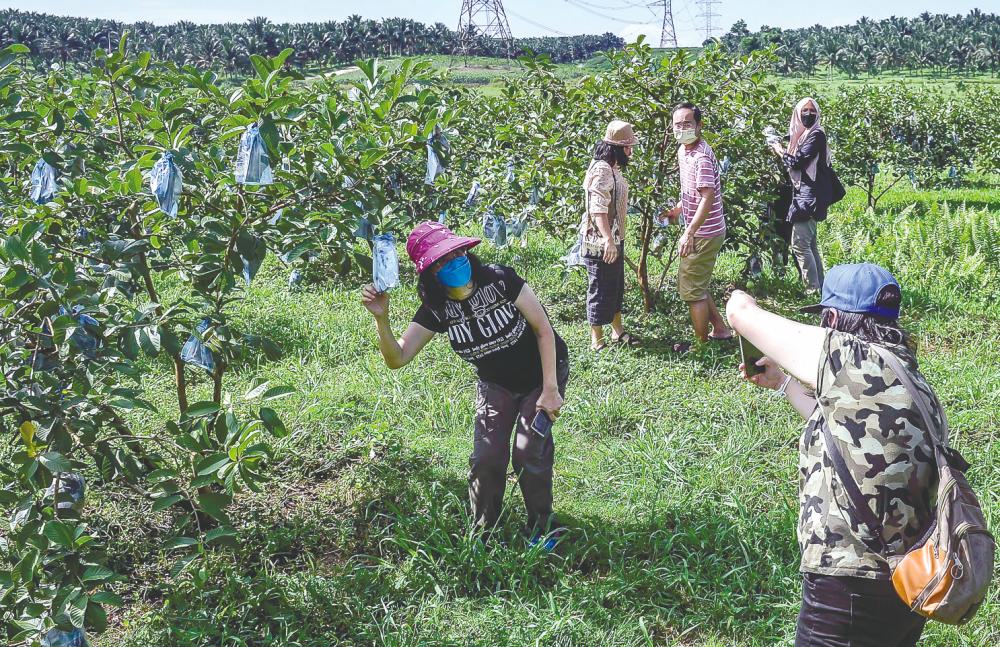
412, 264, 568, 393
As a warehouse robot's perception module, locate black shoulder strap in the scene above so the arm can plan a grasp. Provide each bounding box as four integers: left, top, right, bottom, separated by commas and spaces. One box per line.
821, 422, 888, 556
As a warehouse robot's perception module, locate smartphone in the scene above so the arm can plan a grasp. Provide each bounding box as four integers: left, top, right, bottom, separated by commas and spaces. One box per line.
530, 410, 553, 439
739, 335, 765, 378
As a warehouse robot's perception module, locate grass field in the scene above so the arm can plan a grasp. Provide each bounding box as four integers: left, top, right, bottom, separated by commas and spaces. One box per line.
309, 53, 1000, 98
90, 172, 1000, 645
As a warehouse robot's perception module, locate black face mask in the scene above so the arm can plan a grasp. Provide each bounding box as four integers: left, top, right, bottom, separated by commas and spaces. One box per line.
801, 113, 817, 128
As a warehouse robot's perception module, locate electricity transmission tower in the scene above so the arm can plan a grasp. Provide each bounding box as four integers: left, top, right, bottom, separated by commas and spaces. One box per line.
696, 0, 722, 42
651, 1, 678, 48
456, 0, 515, 58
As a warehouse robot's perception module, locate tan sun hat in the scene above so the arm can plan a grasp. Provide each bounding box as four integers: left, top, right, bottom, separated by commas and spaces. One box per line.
603, 120, 639, 147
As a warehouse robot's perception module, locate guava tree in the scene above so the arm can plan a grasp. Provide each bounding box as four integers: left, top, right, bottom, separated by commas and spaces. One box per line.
0, 38, 462, 643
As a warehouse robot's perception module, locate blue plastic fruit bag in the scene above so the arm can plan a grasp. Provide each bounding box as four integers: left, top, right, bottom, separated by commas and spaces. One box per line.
235, 124, 274, 185
30, 158, 58, 204
150, 152, 183, 217
42, 628, 90, 647
372, 233, 400, 293
464, 180, 481, 207
45, 472, 86, 512
180, 319, 215, 373
483, 208, 507, 248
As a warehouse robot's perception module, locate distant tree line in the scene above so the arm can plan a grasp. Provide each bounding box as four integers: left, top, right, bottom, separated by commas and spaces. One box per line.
719, 10, 1000, 77
0, 9, 624, 73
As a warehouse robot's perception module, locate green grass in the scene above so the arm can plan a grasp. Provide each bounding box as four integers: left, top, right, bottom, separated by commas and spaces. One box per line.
92, 180, 999, 646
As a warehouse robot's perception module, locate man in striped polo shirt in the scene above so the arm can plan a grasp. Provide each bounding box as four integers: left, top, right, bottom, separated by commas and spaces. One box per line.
663, 102, 732, 350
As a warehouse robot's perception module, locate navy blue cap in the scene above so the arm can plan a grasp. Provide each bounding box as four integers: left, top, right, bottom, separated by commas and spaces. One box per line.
800, 263, 901, 318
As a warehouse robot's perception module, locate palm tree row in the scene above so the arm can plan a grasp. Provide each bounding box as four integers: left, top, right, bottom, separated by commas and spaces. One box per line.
720, 11, 1000, 77
0, 10, 624, 73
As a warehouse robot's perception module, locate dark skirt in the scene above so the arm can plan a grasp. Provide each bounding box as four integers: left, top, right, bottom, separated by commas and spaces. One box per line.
583, 244, 625, 326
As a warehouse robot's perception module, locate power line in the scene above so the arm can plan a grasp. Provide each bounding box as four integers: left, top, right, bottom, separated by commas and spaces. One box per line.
505, 8, 572, 36
561, 0, 648, 25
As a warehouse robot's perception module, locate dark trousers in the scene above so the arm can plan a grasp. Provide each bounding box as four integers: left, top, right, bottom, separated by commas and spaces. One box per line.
796, 573, 926, 647
468, 357, 569, 534
583, 244, 625, 326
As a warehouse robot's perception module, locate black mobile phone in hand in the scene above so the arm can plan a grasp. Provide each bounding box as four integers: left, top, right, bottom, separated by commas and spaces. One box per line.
531, 410, 553, 439
739, 335, 765, 378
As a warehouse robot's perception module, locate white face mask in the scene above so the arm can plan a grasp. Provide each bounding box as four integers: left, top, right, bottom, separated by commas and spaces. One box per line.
674, 128, 698, 145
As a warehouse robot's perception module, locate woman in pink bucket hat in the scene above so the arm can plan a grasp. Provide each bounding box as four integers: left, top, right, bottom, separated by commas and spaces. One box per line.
361, 221, 570, 547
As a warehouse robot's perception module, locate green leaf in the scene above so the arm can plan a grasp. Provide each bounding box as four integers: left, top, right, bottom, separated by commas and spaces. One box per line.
67, 593, 88, 628
38, 452, 71, 474
151, 494, 184, 512
261, 385, 295, 401
85, 599, 108, 632
43, 519, 76, 549
243, 380, 270, 401
194, 453, 229, 476
163, 536, 199, 551
91, 591, 124, 607
184, 401, 220, 418
259, 407, 288, 438
197, 491, 232, 522
81, 565, 115, 583
205, 525, 237, 544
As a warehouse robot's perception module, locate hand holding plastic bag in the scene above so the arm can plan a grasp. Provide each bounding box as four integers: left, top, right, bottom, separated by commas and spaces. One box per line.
30, 158, 58, 204
150, 152, 183, 217
372, 233, 400, 293
235, 124, 274, 185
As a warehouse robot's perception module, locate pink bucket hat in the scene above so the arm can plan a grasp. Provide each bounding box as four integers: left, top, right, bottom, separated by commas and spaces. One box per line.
406, 221, 481, 274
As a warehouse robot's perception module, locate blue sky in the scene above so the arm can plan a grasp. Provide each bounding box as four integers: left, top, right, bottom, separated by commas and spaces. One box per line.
3, 1, 997, 47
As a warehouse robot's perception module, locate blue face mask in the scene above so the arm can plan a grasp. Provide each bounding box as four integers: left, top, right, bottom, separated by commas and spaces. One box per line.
436, 256, 472, 288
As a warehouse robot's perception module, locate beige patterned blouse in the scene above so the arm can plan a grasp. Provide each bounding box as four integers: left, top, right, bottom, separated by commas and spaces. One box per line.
580, 160, 628, 245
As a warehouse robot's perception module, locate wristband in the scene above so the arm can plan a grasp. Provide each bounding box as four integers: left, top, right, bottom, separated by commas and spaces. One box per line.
773, 374, 793, 398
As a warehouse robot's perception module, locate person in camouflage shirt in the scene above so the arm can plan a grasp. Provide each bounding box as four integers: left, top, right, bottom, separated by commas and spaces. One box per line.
726, 263, 943, 647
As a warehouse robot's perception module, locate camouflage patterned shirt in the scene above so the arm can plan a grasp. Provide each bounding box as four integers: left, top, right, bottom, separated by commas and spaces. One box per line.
798, 330, 945, 579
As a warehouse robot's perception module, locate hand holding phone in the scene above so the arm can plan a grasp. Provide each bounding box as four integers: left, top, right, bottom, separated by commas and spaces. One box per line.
530, 410, 553, 439
739, 335, 765, 378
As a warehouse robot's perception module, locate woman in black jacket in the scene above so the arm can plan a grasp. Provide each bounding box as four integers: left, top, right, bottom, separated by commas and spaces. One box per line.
770, 97, 831, 293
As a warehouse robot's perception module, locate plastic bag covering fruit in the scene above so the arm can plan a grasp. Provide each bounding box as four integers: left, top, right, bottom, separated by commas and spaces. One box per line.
234, 124, 274, 185
507, 215, 529, 239
353, 216, 374, 241
505, 160, 516, 184
42, 628, 90, 647
464, 180, 481, 207
180, 319, 214, 373
237, 233, 267, 285
424, 129, 449, 185
482, 208, 507, 248
530, 185, 540, 205
44, 472, 86, 512
288, 269, 303, 289
150, 152, 183, 217
59, 305, 99, 356
763, 126, 780, 146
372, 233, 400, 293
563, 236, 585, 268
30, 158, 58, 204
720, 156, 731, 175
